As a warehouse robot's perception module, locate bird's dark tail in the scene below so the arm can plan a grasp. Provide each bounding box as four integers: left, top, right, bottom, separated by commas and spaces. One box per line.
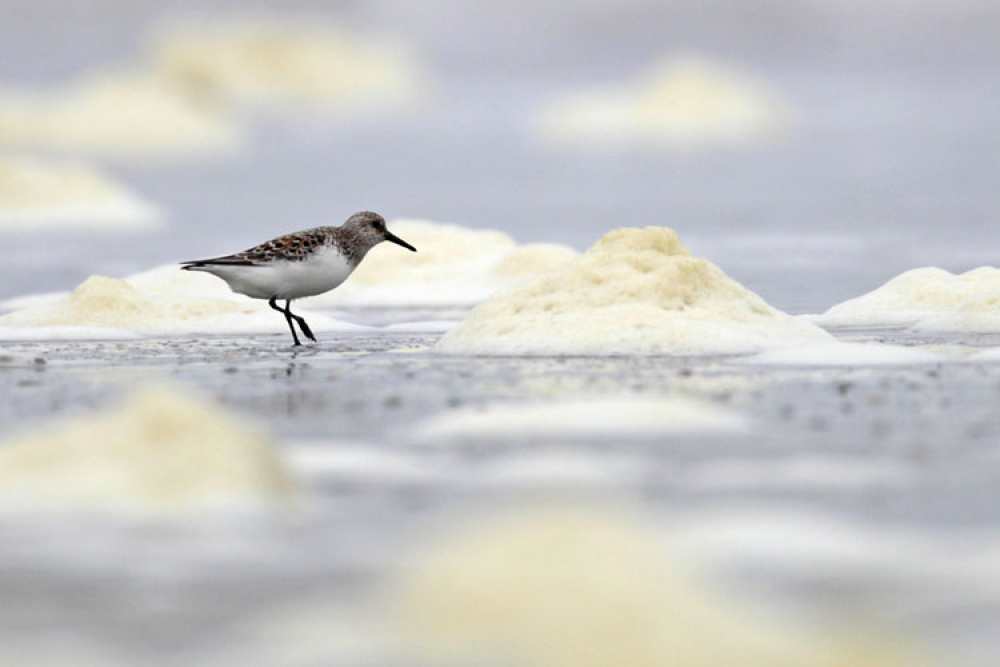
179, 257, 255, 271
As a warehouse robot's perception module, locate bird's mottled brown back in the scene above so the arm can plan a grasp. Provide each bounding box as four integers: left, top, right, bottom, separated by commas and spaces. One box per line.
180, 211, 399, 271
226, 226, 338, 265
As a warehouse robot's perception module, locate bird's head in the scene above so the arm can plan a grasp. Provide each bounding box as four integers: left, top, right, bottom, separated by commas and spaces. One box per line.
342, 211, 417, 254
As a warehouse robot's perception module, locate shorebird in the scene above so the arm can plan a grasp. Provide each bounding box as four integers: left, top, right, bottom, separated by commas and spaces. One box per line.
181, 211, 416, 345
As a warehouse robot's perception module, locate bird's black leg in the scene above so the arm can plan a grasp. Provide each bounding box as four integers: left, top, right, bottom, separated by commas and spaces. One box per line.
285, 300, 316, 342
270, 297, 301, 346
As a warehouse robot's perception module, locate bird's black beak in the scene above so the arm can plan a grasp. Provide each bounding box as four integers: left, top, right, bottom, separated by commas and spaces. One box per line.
385, 231, 417, 252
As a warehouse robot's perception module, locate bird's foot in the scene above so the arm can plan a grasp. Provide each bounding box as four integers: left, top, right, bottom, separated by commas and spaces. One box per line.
295, 318, 317, 342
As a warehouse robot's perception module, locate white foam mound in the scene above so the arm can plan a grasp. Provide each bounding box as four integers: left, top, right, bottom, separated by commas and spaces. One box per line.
0, 265, 365, 337
152, 21, 423, 110
0, 70, 240, 159
812, 267, 1000, 332
414, 396, 746, 442
435, 227, 830, 355
286, 442, 439, 485
538, 55, 791, 150
744, 341, 942, 366
397, 510, 902, 667
0, 157, 159, 232
0, 386, 295, 512
304, 220, 578, 308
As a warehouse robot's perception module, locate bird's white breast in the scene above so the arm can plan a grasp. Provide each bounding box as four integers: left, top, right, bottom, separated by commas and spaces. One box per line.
210, 247, 357, 301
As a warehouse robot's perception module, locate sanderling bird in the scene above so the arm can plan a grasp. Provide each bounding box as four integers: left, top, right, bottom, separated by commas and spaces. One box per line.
181, 211, 416, 345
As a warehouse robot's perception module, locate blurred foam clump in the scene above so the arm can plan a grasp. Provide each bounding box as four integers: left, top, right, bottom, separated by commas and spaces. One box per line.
0, 17, 425, 163
0, 385, 296, 513
395, 508, 914, 667
412, 395, 748, 442
0, 156, 159, 231
151, 20, 425, 112
0, 70, 241, 160
538, 54, 792, 150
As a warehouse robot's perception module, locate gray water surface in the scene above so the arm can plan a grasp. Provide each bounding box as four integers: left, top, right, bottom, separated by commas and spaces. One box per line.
1, 326, 998, 664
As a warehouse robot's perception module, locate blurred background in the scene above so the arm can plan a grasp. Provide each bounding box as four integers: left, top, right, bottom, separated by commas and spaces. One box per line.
1, 0, 997, 312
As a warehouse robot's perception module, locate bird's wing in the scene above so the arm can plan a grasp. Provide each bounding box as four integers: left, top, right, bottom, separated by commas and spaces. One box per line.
181, 228, 330, 269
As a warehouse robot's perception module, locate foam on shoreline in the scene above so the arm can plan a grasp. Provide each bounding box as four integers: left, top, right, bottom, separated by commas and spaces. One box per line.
811, 267, 1000, 331
435, 227, 830, 355
0, 157, 160, 232
0, 386, 295, 512
305, 219, 578, 308
0, 265, 365, 337
538, 55, 791, 150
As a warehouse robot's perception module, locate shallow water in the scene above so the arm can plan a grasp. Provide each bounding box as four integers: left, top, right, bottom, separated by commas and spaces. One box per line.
1, 323, 999, 664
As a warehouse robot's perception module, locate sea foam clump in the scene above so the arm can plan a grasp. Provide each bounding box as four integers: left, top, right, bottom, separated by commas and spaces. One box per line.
306, 219, 578, 307
414, 396, 747, 443
812, 267, 1000, 331
0, 386, 295, 512
0, 157, 159, 231
743, 342, 943, 366
152, 21, 423, 110
397, 510, 902, 667
0, 70, 239, 159
538, 56, 791, 150
0, 265, 362, 337
435, 227, 830, 355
